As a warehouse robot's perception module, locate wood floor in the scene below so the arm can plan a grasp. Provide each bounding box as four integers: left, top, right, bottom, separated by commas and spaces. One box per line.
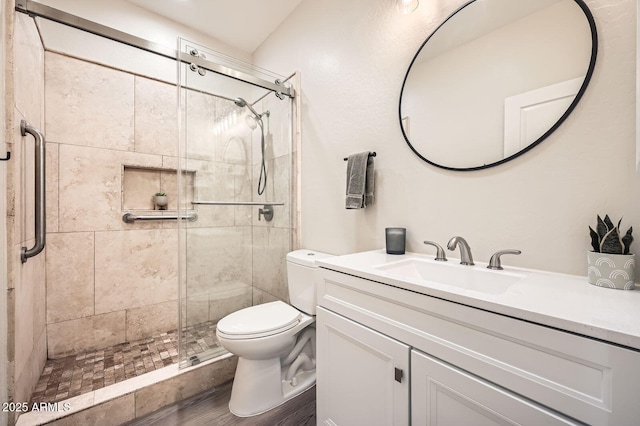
124, 382, 316, 426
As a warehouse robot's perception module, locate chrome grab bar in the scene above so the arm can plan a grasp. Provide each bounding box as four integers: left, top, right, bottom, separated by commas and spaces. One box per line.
122, 212, 198, 223
20, 120, 46, 263
192, 201, 284, 206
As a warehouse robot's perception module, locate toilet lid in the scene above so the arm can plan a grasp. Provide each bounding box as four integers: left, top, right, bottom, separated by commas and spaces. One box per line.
216, 301, 302, 337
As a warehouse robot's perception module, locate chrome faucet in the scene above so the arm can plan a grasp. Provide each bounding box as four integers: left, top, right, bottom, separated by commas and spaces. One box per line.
447, 236, 474, 265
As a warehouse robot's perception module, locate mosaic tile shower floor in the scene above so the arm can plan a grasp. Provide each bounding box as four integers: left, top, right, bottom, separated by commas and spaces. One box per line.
30, 321, 221, 405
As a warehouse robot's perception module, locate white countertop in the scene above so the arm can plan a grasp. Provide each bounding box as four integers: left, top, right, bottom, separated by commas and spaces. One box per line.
317, 249, 640, 351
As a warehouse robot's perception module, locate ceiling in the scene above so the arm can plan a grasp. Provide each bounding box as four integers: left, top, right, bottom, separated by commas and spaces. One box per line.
127, 0, 304, 53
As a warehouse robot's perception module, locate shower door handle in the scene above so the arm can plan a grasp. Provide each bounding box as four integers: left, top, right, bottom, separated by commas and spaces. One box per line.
20, 120, 46, 263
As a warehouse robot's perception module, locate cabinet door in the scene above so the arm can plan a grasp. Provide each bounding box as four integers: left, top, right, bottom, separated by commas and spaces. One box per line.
411, 350, 579, 426
317, 307, 409, 426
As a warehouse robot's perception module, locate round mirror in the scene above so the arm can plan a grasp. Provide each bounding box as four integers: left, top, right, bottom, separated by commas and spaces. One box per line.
399, 0, 597, 171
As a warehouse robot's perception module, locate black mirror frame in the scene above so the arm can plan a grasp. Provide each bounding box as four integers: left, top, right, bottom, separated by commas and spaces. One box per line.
398, 0, 598, 172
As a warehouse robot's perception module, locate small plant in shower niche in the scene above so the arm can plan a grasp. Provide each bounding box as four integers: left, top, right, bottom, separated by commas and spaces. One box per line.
154, 192, 168, 210
587, 215, 635, 290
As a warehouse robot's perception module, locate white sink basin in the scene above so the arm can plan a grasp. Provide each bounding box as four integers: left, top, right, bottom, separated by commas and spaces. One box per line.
373, 258, 524, 294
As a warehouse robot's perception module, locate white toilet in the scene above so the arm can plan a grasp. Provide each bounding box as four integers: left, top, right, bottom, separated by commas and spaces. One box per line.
216, 249, 333, 417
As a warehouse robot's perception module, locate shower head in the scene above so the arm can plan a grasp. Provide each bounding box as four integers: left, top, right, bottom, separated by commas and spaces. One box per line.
243, 115, 257, 130
233, 97, 248, 108
234, 97, 263, 121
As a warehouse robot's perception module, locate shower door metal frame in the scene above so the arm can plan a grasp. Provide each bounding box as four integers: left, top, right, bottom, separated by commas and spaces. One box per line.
15, 0, 295, 98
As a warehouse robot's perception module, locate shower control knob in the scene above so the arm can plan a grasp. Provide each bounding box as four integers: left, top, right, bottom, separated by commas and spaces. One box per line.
258, 205, 274, 222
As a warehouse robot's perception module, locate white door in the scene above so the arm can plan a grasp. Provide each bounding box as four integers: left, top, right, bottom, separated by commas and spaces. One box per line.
316, 307, 409, 426
411, 349, 580, 426
503, 77, 583, 158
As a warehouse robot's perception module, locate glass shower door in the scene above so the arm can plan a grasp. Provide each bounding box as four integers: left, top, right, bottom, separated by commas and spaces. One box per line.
177, 39, 293, 367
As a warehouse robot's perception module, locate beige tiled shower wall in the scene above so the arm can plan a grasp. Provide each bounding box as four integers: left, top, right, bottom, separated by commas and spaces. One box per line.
6, 11, 48, 413
182, 91, 294, 327
1, 5, 8, 425
43, 29, 295, 358
43, 49, 184, 359
249, 93, 295, 304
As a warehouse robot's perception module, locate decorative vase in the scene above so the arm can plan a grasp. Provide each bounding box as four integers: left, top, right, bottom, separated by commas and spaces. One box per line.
587, 251, 635, 290
154, 195, 168, 210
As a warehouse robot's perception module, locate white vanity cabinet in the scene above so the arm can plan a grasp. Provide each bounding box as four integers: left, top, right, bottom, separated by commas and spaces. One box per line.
316, 267, 640, 426
316, 307, 574, 426
316, 307, 409, 425
411, 349, 578, 425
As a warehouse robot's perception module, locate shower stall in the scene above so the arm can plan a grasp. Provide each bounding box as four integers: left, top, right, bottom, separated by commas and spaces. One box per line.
7, 1, 298, 420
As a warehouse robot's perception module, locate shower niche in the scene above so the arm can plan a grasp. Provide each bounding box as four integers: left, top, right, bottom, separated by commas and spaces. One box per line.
178, 39, 296, 366
122, 166, 195, 211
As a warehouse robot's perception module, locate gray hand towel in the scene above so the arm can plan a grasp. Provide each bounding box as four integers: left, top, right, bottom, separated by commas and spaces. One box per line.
345, 152, 374, 209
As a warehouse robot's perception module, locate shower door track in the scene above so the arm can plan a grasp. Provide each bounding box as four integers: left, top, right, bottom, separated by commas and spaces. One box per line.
14, 0, 295, 98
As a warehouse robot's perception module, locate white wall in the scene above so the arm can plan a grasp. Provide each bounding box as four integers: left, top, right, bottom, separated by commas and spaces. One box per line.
253, 0, 639, 277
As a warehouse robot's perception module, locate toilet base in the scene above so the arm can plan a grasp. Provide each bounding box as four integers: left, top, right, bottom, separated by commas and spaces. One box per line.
228, 356, 316, 417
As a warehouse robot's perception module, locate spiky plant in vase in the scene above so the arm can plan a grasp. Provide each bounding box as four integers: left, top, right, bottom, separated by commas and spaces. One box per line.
154, 192, 168, 210
587, 215, 635, 290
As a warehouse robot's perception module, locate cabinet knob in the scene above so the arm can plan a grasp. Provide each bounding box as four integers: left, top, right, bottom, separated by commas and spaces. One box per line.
395, 367, 403, 383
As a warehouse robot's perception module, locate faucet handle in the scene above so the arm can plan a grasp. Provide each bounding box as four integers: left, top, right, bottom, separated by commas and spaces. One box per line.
423, 241, 447, 261
258, 204, 274, 222
487, 249, 521, 270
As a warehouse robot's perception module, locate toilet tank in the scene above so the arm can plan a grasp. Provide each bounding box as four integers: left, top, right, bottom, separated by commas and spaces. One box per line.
286, 249, 333, 315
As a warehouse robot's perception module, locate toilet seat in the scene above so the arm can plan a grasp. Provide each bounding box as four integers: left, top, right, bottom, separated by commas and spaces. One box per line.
216, 301, 302, 339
